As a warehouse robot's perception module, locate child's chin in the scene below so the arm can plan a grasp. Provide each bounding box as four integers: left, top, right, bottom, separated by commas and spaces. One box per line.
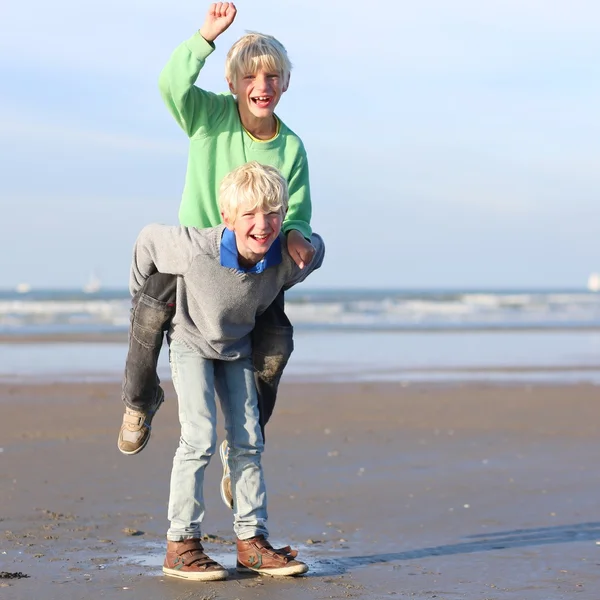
250, 106, 275, 117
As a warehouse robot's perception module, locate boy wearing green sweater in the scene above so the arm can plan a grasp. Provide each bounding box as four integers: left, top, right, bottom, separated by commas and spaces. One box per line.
118, 2, 315, 508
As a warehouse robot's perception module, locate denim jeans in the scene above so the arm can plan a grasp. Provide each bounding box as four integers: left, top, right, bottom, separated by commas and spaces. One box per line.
121, 272, 293, 438
167, 340, 268, 541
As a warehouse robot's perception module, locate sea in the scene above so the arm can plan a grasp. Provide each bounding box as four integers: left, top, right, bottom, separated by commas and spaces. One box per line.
3, 287, 600, 385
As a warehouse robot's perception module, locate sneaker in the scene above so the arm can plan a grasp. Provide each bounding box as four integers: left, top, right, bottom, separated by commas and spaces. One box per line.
219, 440, 234, 509
163, 538, 229, 581
237, 535, 308, 576
117, 387, 164, 455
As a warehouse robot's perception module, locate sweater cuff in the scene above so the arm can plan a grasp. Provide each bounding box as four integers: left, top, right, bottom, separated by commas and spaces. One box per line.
186, 32, 216, 61
282, 221, 312, 239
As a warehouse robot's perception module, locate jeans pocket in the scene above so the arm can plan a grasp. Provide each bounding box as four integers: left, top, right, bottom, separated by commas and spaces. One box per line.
132, 295, 172, 350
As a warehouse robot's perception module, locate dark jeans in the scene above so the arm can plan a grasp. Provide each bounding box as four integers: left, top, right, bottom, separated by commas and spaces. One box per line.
121, 272, 294, 438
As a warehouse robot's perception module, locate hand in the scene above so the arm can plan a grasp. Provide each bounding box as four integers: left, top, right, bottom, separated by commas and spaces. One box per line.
199, 2, 237, 42
286, 230, 315, 270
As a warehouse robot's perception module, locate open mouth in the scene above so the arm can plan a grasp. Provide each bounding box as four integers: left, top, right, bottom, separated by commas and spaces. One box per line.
250, 234, 270, 244
251, 96, 272, 107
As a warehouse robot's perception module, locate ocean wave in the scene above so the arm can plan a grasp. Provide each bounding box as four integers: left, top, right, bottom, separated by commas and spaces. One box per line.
2, 288, 600, 334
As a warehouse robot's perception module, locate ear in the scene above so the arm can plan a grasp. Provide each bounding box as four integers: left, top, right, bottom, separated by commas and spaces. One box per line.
221, 211, 235, 231
226, 78, 236, 95
282, 73, 290, 93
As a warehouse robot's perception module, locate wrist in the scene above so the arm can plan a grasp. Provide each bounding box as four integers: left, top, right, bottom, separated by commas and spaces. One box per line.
199, 27, 217, 43
286, 229, 310, 243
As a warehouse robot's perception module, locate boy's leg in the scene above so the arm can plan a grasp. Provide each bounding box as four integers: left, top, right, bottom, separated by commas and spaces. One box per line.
215, 358, 268, 540
218, 291, 292, 507
251, 290, 294, 436
118, 273, 176, 455
215, 359, 308, 576
163, 340, 228, 581
216, 359, 308, 576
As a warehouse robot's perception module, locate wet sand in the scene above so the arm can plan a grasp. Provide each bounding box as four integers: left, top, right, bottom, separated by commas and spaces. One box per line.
2, 379, 600, 599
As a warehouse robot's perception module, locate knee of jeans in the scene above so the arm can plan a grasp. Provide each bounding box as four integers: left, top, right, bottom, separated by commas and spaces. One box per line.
132, 297, 172, 349
252, 353, 290, 385
229, 437, 264, 457
178, 431, 216, 458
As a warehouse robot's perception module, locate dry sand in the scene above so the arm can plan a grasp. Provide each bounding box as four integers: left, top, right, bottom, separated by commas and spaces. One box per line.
2, 379, 600, 599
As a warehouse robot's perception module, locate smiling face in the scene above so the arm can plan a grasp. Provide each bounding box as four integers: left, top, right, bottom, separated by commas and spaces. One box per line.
219, 162, 289, 267
225, 33, 292, 131
223, 206, 284, 268
228, 67, 289, 121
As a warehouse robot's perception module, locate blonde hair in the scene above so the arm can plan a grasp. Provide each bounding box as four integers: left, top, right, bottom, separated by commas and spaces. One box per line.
225, 32, 292, 87
219, 162, 289, 222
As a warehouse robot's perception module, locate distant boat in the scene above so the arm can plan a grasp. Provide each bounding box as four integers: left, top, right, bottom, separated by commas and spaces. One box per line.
15, 283, 31, 294
588, 273, 600, 292
83, 273, 101, 294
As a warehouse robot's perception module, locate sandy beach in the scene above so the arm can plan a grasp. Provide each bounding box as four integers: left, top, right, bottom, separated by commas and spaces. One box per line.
2, 379, 600, 599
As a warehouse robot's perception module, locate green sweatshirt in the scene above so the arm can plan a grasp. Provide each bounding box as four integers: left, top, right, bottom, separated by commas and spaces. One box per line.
158, 33, 312, 238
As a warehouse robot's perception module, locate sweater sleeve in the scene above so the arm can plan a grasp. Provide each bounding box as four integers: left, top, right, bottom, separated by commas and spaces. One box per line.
129, 224, 198, 296
283, 233, 325, 290
158, 33, 228, 137
281, 147, 312, 239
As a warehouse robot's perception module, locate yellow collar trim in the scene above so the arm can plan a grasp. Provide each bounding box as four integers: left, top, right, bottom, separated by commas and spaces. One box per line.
244, 117, 280, 142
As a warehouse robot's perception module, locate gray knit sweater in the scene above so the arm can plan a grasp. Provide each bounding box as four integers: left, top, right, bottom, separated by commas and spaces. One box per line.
130, 224, 324, 360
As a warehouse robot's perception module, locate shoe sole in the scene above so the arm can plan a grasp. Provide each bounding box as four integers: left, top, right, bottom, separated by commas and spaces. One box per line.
163, 566, 229, 581
219, 441, 234, 509
117, 390, 165, 456
236, 563, 309, 576
117, 429, 151, 456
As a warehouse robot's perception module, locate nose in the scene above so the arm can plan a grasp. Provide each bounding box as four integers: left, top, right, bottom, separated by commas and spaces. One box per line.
254, 212, 268, 229
254, 72, 271, 92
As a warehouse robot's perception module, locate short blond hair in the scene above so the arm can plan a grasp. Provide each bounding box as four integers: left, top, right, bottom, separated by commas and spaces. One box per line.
225, 32, 292, 87
219, 162, 289, 222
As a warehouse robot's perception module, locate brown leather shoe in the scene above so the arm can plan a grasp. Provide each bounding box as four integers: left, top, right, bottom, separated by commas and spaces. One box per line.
163, 538, 229, 581
237, 536, 308, 576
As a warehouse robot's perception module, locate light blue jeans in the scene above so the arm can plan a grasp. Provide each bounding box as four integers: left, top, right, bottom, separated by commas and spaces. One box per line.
167, 340, 268, 541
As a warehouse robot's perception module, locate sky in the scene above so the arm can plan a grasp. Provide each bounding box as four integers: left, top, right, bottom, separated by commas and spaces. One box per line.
1, 0, 599, 289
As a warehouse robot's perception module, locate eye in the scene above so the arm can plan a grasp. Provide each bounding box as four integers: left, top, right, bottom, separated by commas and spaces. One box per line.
243, 74, 255, 80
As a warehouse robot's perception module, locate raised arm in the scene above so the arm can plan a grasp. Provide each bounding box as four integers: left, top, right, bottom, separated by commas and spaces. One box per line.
158, 3, 237, 137
129, 224, 199, 295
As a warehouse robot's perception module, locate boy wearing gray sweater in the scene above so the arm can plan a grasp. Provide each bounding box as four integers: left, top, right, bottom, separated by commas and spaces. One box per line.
129, 162, 324, 580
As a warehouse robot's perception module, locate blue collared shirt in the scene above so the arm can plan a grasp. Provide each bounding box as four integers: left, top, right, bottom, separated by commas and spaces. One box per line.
220, 228, 282, 273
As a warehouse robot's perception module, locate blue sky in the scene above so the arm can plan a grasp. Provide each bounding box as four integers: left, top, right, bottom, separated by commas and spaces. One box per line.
1, 0, 599, 289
